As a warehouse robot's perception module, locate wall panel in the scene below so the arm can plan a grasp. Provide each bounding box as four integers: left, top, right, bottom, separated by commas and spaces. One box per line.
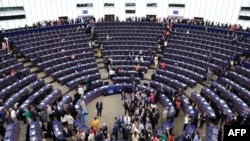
1, 0, 250, 29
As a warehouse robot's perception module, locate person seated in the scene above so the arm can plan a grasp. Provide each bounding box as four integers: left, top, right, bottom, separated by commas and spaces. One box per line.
118, 67, 124, 74
160, 61, 166, 69
128, 52, 133, 60
135, 64, 141, 72
84, 75, 90, 85
135, 55, 139, 61
106, 34, 110, 40
60, 49, 65, 53
70, 54, 75, 60
140, 56, 144, 62
10, 69, 16, 76
75, 63, 83, 73
109, 68, 115, 80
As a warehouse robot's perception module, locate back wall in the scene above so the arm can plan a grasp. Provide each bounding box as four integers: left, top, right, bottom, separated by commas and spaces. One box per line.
0, 0, 250, 29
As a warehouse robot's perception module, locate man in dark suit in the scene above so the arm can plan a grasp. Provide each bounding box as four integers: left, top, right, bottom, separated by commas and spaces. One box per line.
96, 101, 103, 117
101, 123, 108, 138
95, 129, 104, 141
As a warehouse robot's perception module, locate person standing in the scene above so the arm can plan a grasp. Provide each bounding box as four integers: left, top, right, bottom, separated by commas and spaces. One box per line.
154, 55, 158, 68
102, 122, 108, 138
124, 100, 130, 115
77, 85, 85, 95
96, 101, 103, 117
199, 113, 207, 129
183, 114, 190, 130
10, 108, 18, 123
206, 67, 213, 84
92, 117, 99, 131
81, 107, 88, 124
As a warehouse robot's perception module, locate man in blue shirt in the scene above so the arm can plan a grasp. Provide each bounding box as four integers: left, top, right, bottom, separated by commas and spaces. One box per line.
75, 63, 83, 73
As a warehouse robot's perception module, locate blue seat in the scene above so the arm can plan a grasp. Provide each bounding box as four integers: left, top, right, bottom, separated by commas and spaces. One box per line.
191, 91, 216, 119
38, 89, 62, 110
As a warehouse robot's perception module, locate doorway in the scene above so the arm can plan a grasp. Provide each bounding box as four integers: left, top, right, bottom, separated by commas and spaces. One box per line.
146, 15, 156, 22
104, 15, 115, 22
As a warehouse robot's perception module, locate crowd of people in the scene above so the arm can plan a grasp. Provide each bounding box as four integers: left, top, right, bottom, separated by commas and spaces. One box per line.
1, 15, 250, 141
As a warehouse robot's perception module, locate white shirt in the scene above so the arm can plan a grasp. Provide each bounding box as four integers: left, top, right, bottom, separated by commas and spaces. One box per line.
140, 57, 144, 62
4, 37, 8, 45
163, 110, 168, 118
61, 114, 67, 123
164, 41, 168, 46
151, 103, 157, 109
184, 116, 189, 124
131, 123, 140, 133
135, 56, 139, 61
124, 116, 131, 125
109, 69, 115, 75
154, 57, 158, 63
78, 87, 84, 95
47, 105, 53, 115
10, 110, 16, 119
67, 115, 74, 124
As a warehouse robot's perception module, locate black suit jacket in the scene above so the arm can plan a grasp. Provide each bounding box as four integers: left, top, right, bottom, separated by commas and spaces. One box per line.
96, 102, 103, 110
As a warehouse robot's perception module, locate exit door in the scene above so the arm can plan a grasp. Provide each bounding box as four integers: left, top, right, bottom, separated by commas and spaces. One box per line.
104, 15, 115, 22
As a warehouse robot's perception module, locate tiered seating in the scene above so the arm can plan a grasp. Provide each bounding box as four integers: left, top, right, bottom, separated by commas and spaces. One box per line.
167, 43, 230, 61
218, 77, 250, 103
174, 27, 249, 49
0, 62, 24, 76
201, 87, 234, 118
102, 45, 156, 55
0, 68, 30, 90
171, 33, 243, 53
9, 23, 102, 91
150, 80, 175, 95
57, 66, 98, 85
37, 52, 94, 70
181, 96, 195, 116
73, 120, 90, 134
154, 74, 187, 90
52, 121, 64, 140
4, 123, 20, 141
227, 71, 250, 90
235, 65, 250, 78
206, 125, 219, 141
210, 82, 248, 116
29, 121, 42, 141
162, 63, 204, 83
166, 47, 228, 67
4, 77, 45, 109
156, 68, 197, 87
98, 22, 162, 83
191, 91, 216, 119
164, 53, 220, 74
0, 73, 37, 100
112, 60, 150, 68
12, 25, 86, 51
38, 89, 62, 110
66, 74, 103, 90
162, 57, 206, 75
43, 57, 95, 75
112, 76, 141, 84
243, 60, 250, 69
20, 84, 53, 109
57, 95, 72, 111
107, 55, 151, 61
